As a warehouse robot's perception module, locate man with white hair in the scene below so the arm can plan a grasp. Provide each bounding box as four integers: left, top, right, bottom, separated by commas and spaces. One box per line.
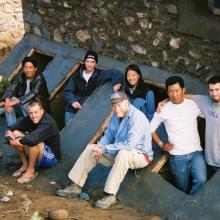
57, 91, 153, 209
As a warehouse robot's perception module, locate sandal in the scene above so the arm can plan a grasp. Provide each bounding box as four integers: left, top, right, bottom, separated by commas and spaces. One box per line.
17, 172, 38, 184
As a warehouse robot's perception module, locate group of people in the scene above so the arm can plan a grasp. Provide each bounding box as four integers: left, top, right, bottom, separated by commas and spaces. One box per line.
1, 49, 220, 209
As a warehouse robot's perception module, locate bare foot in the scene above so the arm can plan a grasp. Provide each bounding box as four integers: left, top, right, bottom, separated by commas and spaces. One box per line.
12, 166, 27, 177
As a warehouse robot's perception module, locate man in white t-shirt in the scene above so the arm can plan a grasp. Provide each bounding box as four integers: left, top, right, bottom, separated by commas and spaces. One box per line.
150, 76, 207, 194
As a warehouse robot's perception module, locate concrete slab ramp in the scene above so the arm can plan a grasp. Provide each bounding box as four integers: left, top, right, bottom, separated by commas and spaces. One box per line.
41, 82, 113, 185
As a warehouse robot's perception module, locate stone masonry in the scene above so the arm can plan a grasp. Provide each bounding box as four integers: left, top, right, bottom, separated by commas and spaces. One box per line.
1, 0, 220, 82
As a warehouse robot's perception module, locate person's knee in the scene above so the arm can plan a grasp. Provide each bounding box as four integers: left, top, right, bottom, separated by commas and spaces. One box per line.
115, 150, 130, 162
12, 130, 25, 138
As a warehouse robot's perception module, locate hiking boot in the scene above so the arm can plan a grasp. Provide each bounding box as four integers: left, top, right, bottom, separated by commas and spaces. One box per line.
56, 183, 82, 197
95, 195, 117, 209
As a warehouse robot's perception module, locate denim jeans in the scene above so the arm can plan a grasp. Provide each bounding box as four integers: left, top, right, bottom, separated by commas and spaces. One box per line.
65, 111, 75, 125
130, 90, 155, 122
5, 103, 28, 126
169, 151, 207, 195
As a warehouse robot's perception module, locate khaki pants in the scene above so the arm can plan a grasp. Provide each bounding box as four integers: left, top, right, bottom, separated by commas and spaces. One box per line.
68, 144, 149, 195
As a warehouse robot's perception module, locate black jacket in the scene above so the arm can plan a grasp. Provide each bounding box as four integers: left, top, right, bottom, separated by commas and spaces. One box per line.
124, 80, 150, 101
64, 65, 123, 113
8, 112, 61, 159
3, 72, 50, 112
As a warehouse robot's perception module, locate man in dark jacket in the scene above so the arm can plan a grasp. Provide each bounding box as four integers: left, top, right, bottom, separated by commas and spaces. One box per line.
4, 99, 60, 184
64, 50, 123, 124
3, 56, 50, 125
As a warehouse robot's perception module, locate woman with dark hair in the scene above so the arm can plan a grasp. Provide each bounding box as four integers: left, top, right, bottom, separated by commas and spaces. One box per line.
124, 64, 155, 121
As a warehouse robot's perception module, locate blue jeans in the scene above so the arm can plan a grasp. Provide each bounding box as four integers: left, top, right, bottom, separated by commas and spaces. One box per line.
169, 151, 207, 195
5, 103, 28, 126
65, 111, 75, 125
131, 90, 155, 122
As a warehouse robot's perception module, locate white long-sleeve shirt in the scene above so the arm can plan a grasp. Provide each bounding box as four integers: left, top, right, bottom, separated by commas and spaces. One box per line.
150, 98, 203, 155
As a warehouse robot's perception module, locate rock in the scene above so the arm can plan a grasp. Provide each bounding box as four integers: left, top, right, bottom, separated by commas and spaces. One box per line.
134, 29, 142, 35
127, 36, 134, 42
136, 12, 147, 18
72, 21, 82, 27
23, 10, 42, 25
63, 1, 72, 8
152, 7, 160, 17
139, 18, 149, 31
156, 32, 163, 41
148, 23, 152, 29
24, 22, 30, 32
100, 8, 107, 16
124, 17, 135, 26
54, 29, 63, 42
75, 30, 91, 42
131, 44, 146, 55
99, 32, 108, 41
59, 25, 66, 34
64, 11, 72, 19
151, 61, 159, 68
188, 50, 200, 59
93, 39, 103, 49
48, 209, 68, 220
162, 50, 168, 62
0, 196, 10, 203
33, 26, 42, 36
165, 4, 177, 14
42, 27, 51, 40
169, 38, 181, 49
196, 63, 202, 70
153, 38, 160, 46
176, 56, 190, 66
43, 0, 51, 4
6, 191, 13, 196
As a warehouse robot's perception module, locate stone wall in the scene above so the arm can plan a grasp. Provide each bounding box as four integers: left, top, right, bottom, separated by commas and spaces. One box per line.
4, 0, 220, 80
0, 0, 25, 62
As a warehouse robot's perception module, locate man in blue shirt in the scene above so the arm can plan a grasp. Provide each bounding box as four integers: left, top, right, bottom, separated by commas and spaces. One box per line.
57, 92, 153, 209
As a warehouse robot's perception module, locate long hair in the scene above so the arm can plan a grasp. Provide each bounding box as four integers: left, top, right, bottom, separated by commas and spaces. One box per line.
125, 64, 144, 88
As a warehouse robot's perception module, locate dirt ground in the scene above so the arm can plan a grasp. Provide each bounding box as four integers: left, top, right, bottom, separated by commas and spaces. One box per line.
0, 174, 159, 220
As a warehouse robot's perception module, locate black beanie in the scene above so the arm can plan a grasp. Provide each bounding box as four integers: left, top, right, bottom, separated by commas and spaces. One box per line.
84, 50, 98, 63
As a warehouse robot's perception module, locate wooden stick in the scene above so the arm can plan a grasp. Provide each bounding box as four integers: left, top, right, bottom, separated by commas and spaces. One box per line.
151, 154, 168, 173
49, 62, 80, 100
0, 209, 19, 214
87, 112, 113, 144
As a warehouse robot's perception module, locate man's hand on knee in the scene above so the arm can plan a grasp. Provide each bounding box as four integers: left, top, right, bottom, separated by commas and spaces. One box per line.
93, 145, 104, 159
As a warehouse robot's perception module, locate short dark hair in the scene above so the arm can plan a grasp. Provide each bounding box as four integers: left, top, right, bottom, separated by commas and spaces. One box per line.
28, 98, 43, 109
207, 76, 220, 85
165, 76, 184, 90
22, 56, 37, 68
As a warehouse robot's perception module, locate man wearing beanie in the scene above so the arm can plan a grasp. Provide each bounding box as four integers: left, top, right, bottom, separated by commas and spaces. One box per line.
64, 50, 123, 124
57, 92, 153, 209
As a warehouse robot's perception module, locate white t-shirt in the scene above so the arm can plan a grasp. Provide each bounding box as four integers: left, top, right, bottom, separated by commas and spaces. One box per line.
25, 79, 31, 95
150, 98, 203, 155
83, 71, 93, 82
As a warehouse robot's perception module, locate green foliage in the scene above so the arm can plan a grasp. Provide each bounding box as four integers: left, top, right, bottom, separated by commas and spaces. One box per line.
29, 211, 43, 220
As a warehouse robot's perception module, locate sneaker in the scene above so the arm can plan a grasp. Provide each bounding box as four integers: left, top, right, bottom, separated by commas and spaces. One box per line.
56, 183, 82, 197
95, 195, 117, 209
